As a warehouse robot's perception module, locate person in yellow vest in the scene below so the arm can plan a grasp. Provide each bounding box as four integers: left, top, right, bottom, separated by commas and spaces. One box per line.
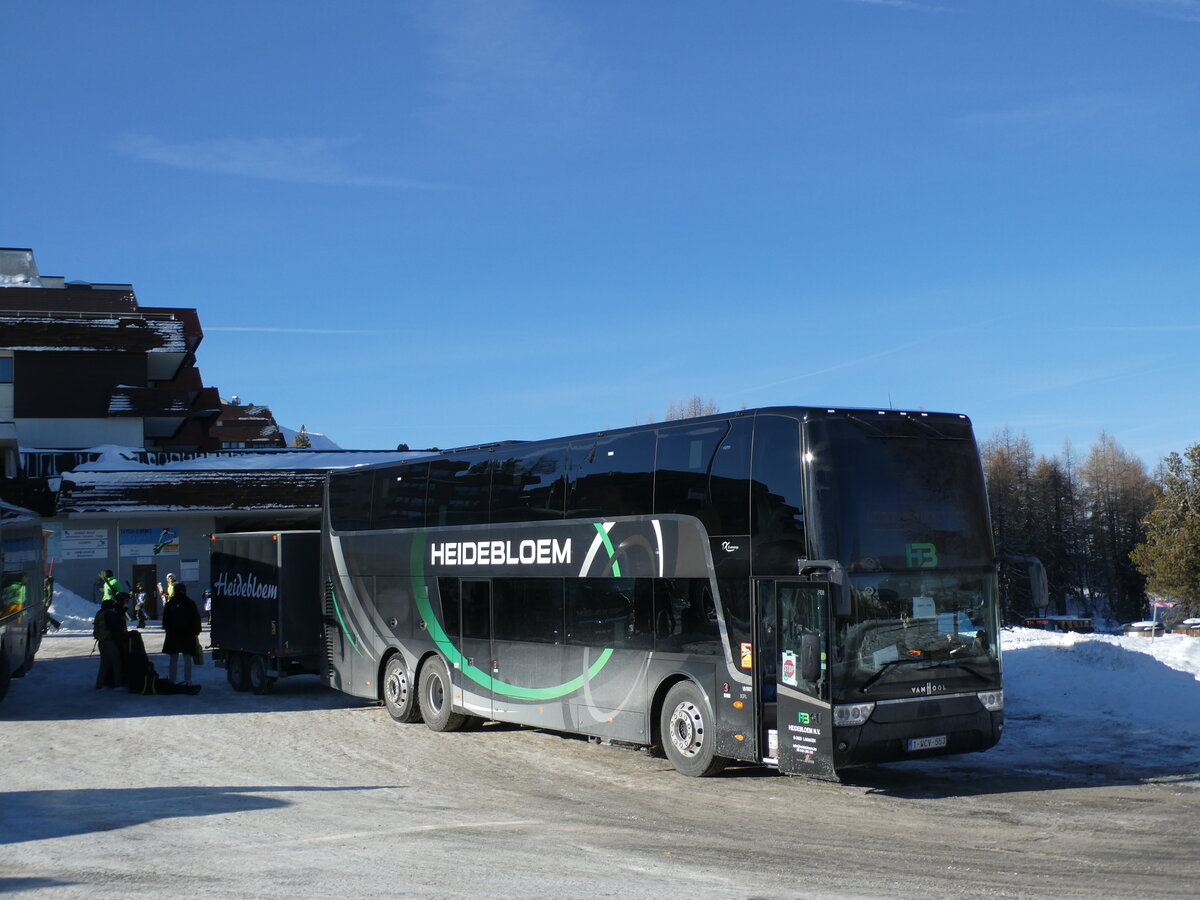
161, 582, 201, 685
156, 573, 177, 614
100, 570, 122, 604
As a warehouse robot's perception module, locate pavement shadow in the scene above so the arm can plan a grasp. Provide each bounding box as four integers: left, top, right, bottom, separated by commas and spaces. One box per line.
0, 785, 400, 847
0, 637, 375, 723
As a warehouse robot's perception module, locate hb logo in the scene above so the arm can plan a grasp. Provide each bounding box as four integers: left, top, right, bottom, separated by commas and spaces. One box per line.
906, 543, 938, 568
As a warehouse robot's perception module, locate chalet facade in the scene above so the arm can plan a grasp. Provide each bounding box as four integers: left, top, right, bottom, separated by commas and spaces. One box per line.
213, 398, 287, 449
0, 247, 421, 607
0, 247, 221, 465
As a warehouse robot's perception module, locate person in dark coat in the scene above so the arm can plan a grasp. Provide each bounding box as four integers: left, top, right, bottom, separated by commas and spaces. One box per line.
161, 582, 201, 685
93, 597, 124, 689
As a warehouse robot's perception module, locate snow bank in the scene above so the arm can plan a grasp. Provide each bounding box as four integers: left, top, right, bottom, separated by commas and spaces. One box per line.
48, 583, 101, 632
980, 627, 1200, 777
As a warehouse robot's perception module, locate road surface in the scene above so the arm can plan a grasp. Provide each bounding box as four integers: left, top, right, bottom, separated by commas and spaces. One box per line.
2, 633, 1196, 898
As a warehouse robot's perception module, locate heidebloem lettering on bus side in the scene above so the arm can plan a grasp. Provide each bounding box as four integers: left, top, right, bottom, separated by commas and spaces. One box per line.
429, 538, 571, 567
212, 571, 279, 600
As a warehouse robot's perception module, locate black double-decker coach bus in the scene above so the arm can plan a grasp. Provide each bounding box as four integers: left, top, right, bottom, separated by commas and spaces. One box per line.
322, 407, 1003, 779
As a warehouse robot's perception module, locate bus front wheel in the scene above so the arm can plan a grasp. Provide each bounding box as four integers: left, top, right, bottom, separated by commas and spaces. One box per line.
418, 656, 468, 732
383, 654, 422, 723
660, 681, 729, 777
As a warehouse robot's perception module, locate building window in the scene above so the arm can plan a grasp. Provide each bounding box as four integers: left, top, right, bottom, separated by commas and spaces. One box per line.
0, 355, 12, 383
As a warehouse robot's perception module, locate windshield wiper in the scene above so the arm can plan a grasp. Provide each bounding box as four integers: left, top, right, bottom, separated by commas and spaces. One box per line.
859, 658, 918, 693
919, 661, 993, 682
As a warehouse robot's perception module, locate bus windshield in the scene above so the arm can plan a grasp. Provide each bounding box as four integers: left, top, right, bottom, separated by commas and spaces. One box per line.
833, 569, 1000, 700
806, 413, 994, 572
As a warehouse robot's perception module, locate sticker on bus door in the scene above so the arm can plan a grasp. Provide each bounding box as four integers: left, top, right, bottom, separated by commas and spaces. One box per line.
780, 650, 798, 687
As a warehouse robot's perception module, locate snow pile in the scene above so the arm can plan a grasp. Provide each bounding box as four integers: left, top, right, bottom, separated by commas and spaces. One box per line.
937, 626, 1200, 778
48, 583, 102, 632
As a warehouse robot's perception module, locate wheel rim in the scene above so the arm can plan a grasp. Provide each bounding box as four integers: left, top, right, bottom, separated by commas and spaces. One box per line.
668, 701, 705, 758
427, 670, 445, 714
386, 665, 409, 708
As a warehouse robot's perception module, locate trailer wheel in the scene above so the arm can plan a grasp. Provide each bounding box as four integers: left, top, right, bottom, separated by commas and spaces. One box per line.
227, 652, 251, 692
248, 655, 276, 695
418, 655, 467, 732
660, 681, 729, 777
383, 655, 422, 723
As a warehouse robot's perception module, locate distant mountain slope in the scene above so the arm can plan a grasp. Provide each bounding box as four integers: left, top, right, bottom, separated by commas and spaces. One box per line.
278, 425, 342, 450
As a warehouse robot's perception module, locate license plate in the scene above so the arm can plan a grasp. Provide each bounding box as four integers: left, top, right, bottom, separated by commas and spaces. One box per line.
907, 735, 948, 752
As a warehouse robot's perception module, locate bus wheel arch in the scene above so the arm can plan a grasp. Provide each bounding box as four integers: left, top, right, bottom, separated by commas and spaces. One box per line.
648, 674, 693, 759
380, 651, 422, 723
658, 678, 729, 777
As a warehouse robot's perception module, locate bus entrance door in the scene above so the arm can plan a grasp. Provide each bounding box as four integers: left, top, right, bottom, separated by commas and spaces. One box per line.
456, 579, 494, 720
756, 579, 835, 778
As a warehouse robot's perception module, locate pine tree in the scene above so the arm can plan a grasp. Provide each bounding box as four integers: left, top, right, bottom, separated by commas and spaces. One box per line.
1131, 444, 1200, 616
1079, 432, 1154, 622
292, 425, 312, 449
665, 395, 718, 421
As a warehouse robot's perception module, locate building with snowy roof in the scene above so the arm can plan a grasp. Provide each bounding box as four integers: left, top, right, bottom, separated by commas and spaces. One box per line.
0, 247, 222, 468
0, 247, 424, 605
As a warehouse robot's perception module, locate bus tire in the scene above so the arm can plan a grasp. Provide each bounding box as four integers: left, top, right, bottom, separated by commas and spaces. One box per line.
660, 681, 729, 777
418, 655, 468, 732
383, 654, 422, 723
248, 655, 276, 695
227, 652, 251, 692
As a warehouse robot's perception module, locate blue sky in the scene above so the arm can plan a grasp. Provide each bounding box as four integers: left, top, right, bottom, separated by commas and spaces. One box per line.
7, 0, 1199, 463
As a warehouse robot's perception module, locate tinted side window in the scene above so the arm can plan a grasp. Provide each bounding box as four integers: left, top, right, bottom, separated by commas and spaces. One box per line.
439, 578, 461, 637
373, 462, 428, 529
491, 445, 567, 522
493, 579, 563, 644
461, 580, 491, 641
428, 455, 492, 527
328, 469, 374, 531
567, 431, 656, 518
653, 577, 721, 654
565, 578, 653, 649
655, 418, 751, 534
751, 415, 807, 570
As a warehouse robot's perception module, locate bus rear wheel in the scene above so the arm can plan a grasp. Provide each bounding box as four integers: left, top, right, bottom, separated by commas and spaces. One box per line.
418, 655, 468, 732
383, 654, 422, 723
661, 681, 729, 777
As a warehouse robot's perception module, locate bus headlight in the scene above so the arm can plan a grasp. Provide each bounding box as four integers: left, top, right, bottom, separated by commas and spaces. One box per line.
977, 690, 1004, 711
833, 702, 876, 726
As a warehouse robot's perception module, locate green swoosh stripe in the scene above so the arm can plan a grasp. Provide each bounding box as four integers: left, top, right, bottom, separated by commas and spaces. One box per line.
594, 521, 622, 578
410, 532, 614, 701
327, 577, 363, 656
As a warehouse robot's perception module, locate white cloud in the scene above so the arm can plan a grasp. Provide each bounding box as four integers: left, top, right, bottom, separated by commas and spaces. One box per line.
205, 327, 409, 335
1106, 0, 1200, 22
411, 0, 602, 127
116, 134, 450, 190
957, 91, 1140, 130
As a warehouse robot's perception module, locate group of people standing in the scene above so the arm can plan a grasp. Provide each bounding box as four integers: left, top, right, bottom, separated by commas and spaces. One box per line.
93, 570, 203, 693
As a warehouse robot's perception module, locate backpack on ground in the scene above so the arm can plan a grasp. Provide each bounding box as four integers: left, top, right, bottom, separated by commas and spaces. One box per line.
126, 630, 158, 694
93, 606, 109, 642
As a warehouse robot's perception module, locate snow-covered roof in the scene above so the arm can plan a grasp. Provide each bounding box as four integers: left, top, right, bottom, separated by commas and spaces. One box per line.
47, 444, 424, 516
0, 313, 188, 353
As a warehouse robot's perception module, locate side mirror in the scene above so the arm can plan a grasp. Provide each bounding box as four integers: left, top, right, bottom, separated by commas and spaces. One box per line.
800, 632, 822, 684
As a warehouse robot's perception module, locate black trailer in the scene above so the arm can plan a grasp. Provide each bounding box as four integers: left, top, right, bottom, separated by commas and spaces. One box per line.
209, 531, 323, 694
